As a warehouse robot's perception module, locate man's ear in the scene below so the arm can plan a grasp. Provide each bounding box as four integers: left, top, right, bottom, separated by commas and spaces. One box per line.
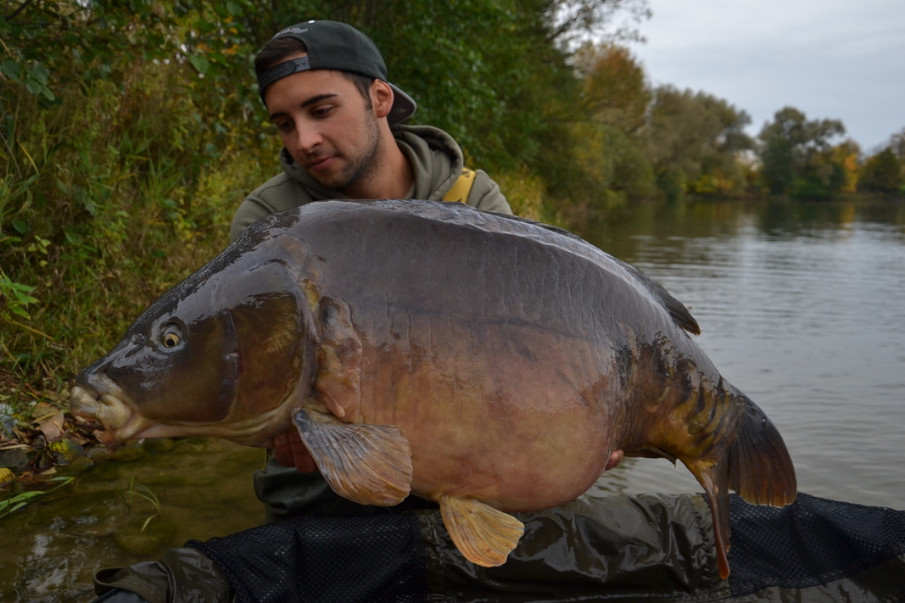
370, 80, 394, 119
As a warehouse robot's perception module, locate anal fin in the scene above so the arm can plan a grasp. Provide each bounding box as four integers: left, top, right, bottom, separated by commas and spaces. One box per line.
439, 495, 525, 567
687, 459, 732, 580
684, 397, 798, 580
293, 408, 413, 506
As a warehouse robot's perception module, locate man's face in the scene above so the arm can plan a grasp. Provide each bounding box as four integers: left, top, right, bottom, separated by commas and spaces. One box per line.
265, 63, 382, 194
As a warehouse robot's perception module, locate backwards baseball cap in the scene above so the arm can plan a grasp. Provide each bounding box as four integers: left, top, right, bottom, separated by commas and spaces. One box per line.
255, 20, 417, 123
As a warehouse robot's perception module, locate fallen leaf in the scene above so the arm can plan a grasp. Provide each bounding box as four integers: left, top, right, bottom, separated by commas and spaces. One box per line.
36, 411, 65, 442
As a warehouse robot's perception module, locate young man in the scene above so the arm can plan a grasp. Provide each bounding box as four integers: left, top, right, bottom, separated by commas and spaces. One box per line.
229, 19, 510, 243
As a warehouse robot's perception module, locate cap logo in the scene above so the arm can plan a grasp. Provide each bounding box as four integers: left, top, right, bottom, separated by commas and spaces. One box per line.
273, 25, 308, 38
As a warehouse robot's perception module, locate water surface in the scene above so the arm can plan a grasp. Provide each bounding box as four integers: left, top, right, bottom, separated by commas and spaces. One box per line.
2, 438, 263, 602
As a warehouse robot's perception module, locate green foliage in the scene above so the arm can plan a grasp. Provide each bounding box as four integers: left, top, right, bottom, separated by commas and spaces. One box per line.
757, 106, 847, 199
0, 0, 279, 401
646, 86, 753, 199
0, 270, 39, 320
122, 477, 162, 532
859, 148, 904, 195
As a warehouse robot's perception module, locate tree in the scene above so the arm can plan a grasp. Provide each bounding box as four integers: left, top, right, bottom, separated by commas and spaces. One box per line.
859, 148, 903, 195
560, 42, 654, 207
887, 127, 905, 160
645, 86, 753, 200
757, 107, 846, 198
826, 140, 860, 194
573, 42, 649, 131
547, 0, 651, 45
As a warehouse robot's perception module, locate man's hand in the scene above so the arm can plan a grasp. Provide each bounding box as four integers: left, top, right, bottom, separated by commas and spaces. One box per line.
272, 429, 318, 473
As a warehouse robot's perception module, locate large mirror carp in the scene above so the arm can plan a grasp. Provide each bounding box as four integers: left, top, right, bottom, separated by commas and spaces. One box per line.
71, 199, 796, 578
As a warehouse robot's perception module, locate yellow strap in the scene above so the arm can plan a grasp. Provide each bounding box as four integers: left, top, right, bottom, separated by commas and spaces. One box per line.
442, 168, 476, 204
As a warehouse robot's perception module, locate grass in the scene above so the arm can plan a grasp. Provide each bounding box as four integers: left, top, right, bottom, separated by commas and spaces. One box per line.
122, 477, 162, 532
0, 476, 74, 518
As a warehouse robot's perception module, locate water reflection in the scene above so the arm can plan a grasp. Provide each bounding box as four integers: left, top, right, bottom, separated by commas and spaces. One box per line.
579, 199, 905, 511
1, 438, 263, 602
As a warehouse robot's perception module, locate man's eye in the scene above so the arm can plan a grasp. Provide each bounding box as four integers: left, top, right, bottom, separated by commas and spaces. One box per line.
312, 105, 334, 118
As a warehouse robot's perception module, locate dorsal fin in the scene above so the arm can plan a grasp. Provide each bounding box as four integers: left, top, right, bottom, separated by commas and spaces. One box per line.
620, 260, 701, 335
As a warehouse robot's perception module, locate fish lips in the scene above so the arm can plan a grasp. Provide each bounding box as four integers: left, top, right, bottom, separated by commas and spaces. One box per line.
70, 376, 151, 446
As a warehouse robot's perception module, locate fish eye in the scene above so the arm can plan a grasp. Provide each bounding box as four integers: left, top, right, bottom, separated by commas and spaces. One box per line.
159, 323, 184, 349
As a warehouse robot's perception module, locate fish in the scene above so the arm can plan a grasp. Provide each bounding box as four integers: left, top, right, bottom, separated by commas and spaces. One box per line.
70, 199, 796, 578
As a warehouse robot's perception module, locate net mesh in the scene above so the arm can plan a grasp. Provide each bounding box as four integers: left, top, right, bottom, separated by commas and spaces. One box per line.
728, 492, 905, 594
190, 513, 426, 603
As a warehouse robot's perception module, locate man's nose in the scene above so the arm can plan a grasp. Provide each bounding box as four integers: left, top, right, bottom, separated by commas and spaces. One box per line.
290, 126, 322, 154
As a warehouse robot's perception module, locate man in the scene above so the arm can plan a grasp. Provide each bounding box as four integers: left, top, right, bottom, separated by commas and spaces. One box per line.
92, 20, 905, 602
229, 19, 510, 244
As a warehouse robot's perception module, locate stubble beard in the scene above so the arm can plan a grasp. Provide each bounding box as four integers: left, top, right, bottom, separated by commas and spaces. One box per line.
316, 116, 383, 195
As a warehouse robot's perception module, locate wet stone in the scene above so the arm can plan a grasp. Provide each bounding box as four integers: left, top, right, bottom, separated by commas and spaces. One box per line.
64, 456, 96, 475
0, 447, 30, 473
114, 520, 178, 556
86, 446, 112, 462
0, 414, 18, 439
0, 467, 15, 486
108, 442, 147, 462
49, 439, 85, 464
142, 438, 177, 453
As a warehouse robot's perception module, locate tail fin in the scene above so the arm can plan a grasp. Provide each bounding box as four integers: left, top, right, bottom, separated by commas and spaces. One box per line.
684, 396, 797, 580
728, 397, 797, 506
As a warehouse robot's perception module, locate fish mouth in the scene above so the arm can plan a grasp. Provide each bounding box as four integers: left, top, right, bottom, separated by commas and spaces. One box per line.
70, 380, 152, 446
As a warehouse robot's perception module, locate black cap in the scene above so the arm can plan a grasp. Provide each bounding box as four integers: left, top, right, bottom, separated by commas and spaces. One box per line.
256, 20, 416, 123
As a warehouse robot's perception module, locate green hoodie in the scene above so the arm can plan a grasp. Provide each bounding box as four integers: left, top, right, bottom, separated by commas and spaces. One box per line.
230, 124, 510, 241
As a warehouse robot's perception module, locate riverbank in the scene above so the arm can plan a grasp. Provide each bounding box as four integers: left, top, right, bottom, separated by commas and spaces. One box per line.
0, 377, 105, 510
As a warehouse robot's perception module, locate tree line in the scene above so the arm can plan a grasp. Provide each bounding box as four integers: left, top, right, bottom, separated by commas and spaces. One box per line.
572, 45, 904, 204
1, 0, 903, 397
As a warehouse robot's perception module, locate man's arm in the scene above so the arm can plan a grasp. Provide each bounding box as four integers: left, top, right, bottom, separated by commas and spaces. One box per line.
467, 170, 512, 215
230, 195, 277, 242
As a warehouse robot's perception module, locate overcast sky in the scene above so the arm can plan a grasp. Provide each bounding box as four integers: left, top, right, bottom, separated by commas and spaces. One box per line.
626, 0, 905, 153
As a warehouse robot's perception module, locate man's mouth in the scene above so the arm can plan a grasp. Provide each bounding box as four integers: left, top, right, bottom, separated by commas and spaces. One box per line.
306, 155, 335, 172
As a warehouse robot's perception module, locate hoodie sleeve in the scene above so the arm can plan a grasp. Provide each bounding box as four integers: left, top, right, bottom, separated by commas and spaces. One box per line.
467, 170, 513, 215
230, 171, 318, 242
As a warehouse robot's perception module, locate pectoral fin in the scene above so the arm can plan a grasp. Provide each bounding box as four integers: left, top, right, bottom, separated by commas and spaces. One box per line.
439, 495, 525, 567
293, 409, 413, 506
312, 297, 362, 420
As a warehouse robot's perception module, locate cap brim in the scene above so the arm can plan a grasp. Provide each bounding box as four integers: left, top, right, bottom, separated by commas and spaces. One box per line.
388, 84, 416, 123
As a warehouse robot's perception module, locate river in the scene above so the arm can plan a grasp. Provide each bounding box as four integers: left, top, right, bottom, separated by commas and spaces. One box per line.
2, 197, 904, 601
